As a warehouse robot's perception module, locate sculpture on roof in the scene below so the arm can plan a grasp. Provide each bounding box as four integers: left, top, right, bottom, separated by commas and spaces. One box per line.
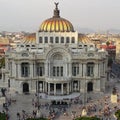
54, 2, 59, 9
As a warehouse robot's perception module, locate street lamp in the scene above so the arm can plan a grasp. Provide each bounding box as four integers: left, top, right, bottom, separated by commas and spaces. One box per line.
36, 73, 41, 118
81, 73, 87, 116
83, 73, 87, 106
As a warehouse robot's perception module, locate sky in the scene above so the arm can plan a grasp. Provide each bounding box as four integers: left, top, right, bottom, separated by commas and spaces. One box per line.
0, 0, 120, 32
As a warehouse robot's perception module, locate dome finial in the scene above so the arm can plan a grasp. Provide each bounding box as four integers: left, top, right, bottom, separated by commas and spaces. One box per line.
53, 2, 60, 18
55, 2, 59, 9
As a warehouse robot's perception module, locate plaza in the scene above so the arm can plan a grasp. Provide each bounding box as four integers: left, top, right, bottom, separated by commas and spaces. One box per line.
0, 76, 120, 120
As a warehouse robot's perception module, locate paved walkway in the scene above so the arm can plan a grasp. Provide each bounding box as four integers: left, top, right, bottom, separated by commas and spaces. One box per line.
0, 77, 120, 120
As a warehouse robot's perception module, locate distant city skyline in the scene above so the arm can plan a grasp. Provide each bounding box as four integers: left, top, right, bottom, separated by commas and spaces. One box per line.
0, 0, 120, 32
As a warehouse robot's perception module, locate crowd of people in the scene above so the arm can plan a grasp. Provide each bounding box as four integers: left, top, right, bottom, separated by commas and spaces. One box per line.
0, 86, 120, 120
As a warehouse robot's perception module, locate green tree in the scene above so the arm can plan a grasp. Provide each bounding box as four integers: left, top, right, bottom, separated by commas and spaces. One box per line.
106, 41, 110, 46
26, 118, 48, 120
75, 116, 100, 120
0, 112, 6, 120
115, 109, 120, 119
0, 57, 5, 68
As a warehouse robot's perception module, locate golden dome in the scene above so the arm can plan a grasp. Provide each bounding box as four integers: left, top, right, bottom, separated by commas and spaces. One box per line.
39, 3, 74, 32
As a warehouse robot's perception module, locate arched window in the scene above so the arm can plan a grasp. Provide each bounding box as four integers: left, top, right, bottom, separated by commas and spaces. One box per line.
53, 54, 63, 60
23, 83, 29, 93
21, 63, 29, 77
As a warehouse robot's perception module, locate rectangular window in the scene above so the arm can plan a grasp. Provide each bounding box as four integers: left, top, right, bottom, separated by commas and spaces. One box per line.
57, 67, 59, 76
61, 66, 63, 76
50, 37, 53, 43
21, 63, 29, 77
87, 65, 94, 76
40, 67, 43, 76
53, 67, 56, 76
66, 37, 70, 43
61, 37, 64, 43
55, 37, 59, 43
44, 37, 48, 43
71, 37, 75, 43
39, 37, 42, 43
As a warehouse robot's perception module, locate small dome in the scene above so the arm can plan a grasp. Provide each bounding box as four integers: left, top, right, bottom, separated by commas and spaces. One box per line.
78, 34, 91, 43
21, 33, 36, 44
39, 3, 74, 32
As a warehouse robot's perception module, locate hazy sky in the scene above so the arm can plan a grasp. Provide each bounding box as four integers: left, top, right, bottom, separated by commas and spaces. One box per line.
0, 0, 120, 32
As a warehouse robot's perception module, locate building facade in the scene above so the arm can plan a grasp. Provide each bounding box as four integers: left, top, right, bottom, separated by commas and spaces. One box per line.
2, 3, 108, 95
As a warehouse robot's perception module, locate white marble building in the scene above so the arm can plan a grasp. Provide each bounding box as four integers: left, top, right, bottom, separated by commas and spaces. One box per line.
2, 3, 108, 95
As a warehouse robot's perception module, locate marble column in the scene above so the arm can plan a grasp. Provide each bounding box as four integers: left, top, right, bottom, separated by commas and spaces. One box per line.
43, 81, 44, 92
30, 63, 33, 78
54, 83, 56, 95
83, 63, 87, 76
69, 63, 72, 77
67, 83, 69, 94
78, 81, 80, 91
16, 63, 18, 78
69, 82, 71, 93
61, 83, 63, 95
71, 82, 73, 92
18, 63, 21, 78
79, 63, 82, 77
48, 83, 50, 95
45, 62, 47, 77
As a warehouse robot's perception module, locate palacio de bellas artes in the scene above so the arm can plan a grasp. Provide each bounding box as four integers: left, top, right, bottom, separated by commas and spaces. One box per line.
1, 3, 108, 98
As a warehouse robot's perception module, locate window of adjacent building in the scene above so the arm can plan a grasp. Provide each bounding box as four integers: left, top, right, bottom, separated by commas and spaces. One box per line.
66, 37, 70, 43
26, 45, 30, 47
55, 37, 59, 43
71, 37, 75, 43
21, 63, 29, 77
87, 62, 94, 76
32, 45, 35, 47
61, 37, 64, 43
50, 37, 53, 43
39, 37, 42, 43
44, 37, 48, 43
21, 45, 24, 47
90, 45, 93, 47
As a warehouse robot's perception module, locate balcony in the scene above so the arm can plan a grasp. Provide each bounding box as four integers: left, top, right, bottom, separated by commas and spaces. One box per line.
45, 76, 71, 82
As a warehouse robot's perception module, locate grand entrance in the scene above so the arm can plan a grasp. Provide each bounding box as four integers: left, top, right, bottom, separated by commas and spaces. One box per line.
23, 83, 29, 93
87, 82, 93, 92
